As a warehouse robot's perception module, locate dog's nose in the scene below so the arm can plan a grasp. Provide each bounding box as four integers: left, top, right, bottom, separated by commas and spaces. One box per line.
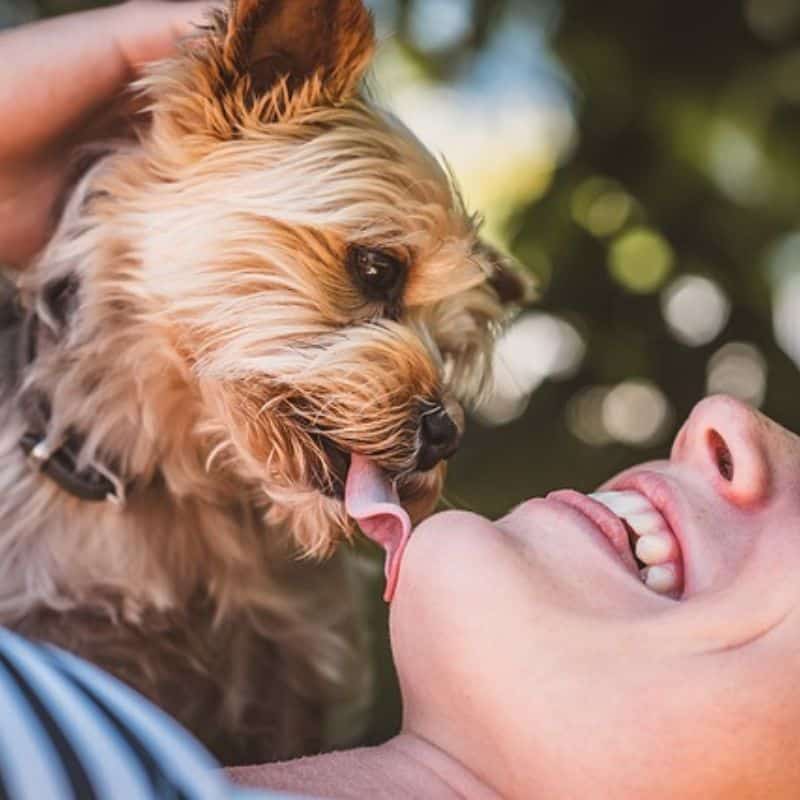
418, 404, 462, 471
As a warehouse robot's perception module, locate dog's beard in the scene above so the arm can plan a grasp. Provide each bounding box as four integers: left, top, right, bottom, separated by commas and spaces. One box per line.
198, 321, 460, 555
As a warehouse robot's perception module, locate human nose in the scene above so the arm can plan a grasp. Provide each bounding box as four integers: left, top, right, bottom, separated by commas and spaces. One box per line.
670, 395, 770, 507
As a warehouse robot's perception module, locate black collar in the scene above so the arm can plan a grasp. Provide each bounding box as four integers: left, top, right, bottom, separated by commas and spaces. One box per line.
1, 276, 128, 505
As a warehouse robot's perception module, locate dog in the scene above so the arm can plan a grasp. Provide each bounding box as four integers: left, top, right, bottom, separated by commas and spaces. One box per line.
0, 0, 528, 764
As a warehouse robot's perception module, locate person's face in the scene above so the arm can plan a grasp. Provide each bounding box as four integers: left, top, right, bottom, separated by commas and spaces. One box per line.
391, 396, 800, 799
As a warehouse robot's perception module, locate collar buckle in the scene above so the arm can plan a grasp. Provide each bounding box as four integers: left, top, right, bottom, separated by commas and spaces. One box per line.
5, 280, 132, 508
19, 431, 128, 507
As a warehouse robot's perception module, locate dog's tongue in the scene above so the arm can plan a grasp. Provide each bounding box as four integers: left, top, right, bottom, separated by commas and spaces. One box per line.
345, 454, 411, 603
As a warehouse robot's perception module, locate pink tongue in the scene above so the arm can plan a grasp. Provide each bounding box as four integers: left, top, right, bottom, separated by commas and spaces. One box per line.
345, 454, 412, 603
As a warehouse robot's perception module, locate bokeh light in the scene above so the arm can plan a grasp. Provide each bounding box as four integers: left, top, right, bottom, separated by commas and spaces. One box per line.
566, 386, 614, 446
602, 380, 673, 446
706, 342, 768, 407
608, 227, 675, 294
744, 0, 800, 42
769, 232, 800, 370
478, 312, 585, 426
373, 5, 574, 247
408, 0, 473, 52
708, 120, 770, 207
571, 177, 634, 238
660, 275, 731, 347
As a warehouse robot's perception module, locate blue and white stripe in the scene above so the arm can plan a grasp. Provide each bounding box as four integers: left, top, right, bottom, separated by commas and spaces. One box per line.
0, 628, 300, 800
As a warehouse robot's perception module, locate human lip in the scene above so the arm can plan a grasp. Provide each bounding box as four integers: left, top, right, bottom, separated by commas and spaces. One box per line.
548, 483, 685, 598
547, 490, 640, 576
603, 470, 690, 595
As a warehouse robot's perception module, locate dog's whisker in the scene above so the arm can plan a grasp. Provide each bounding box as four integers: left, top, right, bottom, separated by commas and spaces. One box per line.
205, 439, 232, 473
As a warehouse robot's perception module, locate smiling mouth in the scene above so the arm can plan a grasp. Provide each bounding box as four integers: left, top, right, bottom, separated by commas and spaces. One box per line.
548, 489, 685, 598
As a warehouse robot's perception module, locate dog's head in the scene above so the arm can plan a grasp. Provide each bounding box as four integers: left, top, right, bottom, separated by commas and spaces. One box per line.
67, 0, 529, 553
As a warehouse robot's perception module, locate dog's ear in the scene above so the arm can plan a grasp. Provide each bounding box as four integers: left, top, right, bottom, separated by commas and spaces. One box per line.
478, 242, 537, 308
223, 0, 375, 101
151, 0, 375, 136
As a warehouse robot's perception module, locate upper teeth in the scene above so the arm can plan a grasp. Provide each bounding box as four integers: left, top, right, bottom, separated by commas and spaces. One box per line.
589, 491, 683, 597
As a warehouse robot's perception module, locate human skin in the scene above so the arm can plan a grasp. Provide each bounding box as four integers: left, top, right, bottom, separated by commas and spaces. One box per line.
231, 395, 800, 799
0, 0, 213, 268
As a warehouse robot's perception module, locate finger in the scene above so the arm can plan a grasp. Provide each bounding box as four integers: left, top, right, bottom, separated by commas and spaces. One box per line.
0, 156, 68, 269
108, 1, 222, 70
0, 1, 218, 161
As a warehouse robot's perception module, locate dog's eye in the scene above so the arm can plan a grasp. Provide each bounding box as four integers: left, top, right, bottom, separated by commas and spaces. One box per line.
348, 246, 406, 303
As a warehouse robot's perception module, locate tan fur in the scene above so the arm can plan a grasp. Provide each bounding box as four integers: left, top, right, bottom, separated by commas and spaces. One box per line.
0, 0, 526, 763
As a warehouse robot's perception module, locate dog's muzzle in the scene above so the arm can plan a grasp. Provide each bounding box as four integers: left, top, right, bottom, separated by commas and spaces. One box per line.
316, 399, 463, 500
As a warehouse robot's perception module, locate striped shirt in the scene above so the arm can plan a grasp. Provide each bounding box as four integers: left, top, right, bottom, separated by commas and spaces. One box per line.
0, 628, 303, 800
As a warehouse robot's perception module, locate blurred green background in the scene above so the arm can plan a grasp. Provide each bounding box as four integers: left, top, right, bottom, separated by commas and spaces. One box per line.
6, 0, 800, 744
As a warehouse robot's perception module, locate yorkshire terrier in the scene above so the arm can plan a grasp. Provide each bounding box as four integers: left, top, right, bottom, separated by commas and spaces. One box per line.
0, 0, 527, 764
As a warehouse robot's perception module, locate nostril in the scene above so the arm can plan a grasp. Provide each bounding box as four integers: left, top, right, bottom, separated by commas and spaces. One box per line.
708, 429, 734, 482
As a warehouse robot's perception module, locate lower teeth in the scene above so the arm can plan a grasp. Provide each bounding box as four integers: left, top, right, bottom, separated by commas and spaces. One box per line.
642, 564, 678, 595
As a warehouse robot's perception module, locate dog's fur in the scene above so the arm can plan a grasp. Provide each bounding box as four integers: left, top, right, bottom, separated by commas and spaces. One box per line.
0, 0, 526, 764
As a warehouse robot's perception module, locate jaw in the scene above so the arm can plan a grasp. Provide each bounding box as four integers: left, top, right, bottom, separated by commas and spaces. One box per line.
204, 378, 449, 556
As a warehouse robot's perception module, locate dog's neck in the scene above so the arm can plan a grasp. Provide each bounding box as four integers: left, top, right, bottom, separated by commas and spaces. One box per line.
19, 288, 217, 506
0, 153, 279, 614
0, 275, 305, 634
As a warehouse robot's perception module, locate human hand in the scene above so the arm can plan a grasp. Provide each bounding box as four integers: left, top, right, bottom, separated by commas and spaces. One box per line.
0, 0, 214, 268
